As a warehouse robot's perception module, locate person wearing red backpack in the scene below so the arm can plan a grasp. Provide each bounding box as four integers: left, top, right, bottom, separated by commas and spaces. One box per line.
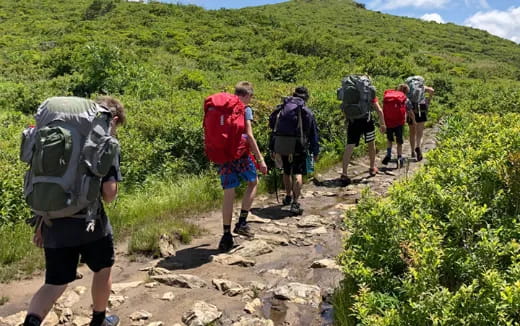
203, 81, 268, 252
382, 84, 413, 168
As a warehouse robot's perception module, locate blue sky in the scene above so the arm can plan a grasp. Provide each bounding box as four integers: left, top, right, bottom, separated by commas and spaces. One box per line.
169, 0, 520, 43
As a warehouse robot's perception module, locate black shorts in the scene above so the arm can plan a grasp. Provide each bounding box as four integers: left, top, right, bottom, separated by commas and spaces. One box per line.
44, 235, 115, 285
282, 154, 306, 175
386, 126, 404, 144
408, 103, 428, 124
347, 118, 376, 147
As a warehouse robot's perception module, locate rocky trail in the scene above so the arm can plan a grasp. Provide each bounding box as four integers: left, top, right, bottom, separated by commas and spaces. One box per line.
0, 127, 438, 326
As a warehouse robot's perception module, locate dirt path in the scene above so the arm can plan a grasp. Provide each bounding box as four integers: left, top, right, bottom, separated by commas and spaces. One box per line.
0, 127, 438, 326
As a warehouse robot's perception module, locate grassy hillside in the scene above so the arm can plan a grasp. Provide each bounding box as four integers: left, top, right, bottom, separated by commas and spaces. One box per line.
0, 0, 519, 285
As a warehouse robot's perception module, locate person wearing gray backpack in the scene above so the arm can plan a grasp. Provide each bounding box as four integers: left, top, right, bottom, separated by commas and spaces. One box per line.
21, 96, 126, 326
337, 75, 386, 186
405, 76, 435, 161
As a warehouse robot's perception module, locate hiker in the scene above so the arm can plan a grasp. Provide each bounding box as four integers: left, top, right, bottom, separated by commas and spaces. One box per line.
21, 96, 125, 326
203, 81, 268, 252
338, 75, 386, 186
268, 86, 320, 215
405, 76, 434, 161
382, 84, 413, 168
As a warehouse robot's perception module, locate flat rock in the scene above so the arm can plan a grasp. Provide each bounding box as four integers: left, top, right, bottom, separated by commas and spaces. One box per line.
161, 292, 175, 301
248, 281, 267, 291
266, 268, 289, 278
212, 279, 245, 296
306, 226, 327, 235
182, 301, 222, 326
148, 267, 172, 276
273, 221, 288, 227
0, 311, 25, 326
56, 290, 80, 308
296, 215, 323, 228
244, 298, 263, 314
73, 286, 87, 295
259, 225, 284, 234
334, 203, 356, 211
230, 240, 273, 258
129, 310, 152, 321
211, 254, 255, 267
232, 316, 274, 326
273, 282, 321, 306
310, 259, 341, 270
59, 308, 73, 323
42, 312, 59, 326
147, 323, 164, 326
72, 316, 91, 326
254, 234, 289, 246
108, 295, 127, 308
145, 282, 159, 288
111, 281, 144, 294
152, 274, 207, 288
247, 214, 271, 224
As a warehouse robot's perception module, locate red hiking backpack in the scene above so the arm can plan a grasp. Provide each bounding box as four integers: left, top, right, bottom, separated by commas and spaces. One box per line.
383, 90, 408, 128
203, 92, 249, 164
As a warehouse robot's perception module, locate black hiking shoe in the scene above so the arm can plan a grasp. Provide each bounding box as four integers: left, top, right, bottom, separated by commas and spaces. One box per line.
415, 147, 423, 162
102, 315, 120, 326
218, 233, 234, 252
233, 222, 254, 237
382, 155, 391, 165
290, 202, 303, 216
282, 195, 292, 206
339, 175, 351, 187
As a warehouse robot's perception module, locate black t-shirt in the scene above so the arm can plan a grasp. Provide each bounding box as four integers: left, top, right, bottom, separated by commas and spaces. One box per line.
42, 163, 122, 249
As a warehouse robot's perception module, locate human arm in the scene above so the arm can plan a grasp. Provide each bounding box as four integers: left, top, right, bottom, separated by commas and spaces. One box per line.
33, 217, 43, 248
425, 86, 435, 97
307, 112, 320, 160
245, 119, 268, 175
371, 100, 386, 133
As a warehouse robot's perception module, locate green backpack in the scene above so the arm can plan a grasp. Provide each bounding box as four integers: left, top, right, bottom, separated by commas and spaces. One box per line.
337, 75, 376, 120
20, 97, 119, 223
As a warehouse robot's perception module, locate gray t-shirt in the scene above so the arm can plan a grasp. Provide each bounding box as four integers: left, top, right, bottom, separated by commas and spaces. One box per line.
42, 160, 122, 248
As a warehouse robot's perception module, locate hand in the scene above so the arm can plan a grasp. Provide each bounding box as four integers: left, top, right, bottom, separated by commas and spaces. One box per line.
258, 161, 268, 175
313, 155, 319, 162
380, 125, 386, 133
33, 222, 43, 248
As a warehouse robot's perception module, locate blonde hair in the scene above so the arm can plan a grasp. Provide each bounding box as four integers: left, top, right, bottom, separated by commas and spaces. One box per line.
234, 81, 254, 97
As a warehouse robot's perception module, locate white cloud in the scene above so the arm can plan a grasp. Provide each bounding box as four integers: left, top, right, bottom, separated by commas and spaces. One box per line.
421, 13, 445, 23
465, 7, 520, 43
368, 0, 449, 11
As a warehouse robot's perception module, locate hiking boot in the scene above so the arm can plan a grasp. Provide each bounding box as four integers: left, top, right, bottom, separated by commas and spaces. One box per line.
233, 222, 254, 237
382, 155, 391, 165
290, 202, 303, 216
282, 195, 292, 206
218, 233, 234, 252
339, 175, 351, 187
415, 147, 423, 162
369, 167, 378, 177
102, 315, 120, 326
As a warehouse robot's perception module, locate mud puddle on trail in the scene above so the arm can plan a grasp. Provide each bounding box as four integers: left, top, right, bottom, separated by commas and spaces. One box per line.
0, 127, 438, 326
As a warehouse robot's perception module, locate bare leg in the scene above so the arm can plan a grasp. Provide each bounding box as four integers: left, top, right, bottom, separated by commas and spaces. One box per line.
409, 123, 416, 153
292, 174, 303, 202
27, 283, 67, 321
283, 174, 292, 198
368, 141, 376, 170
416, 122, 425, 150
342, 144, 355, 177
241, 178, 258, 211
223, 188, 235, 226
92, 267, 111, 312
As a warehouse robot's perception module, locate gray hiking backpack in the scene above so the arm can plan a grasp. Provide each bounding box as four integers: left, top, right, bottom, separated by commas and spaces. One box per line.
405, 76, 426, 104
337, 75, 376, 120
20, 97, 119, 223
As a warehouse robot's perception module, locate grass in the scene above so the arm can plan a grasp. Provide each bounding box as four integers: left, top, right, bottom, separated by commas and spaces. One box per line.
0, 223, 45, 283
0, 295, 9, 306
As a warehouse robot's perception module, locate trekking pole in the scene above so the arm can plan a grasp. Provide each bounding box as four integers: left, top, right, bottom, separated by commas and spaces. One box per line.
273, 164, 279, 203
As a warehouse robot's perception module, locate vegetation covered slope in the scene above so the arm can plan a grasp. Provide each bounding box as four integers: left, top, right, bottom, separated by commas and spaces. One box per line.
0, 0, 519, 284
